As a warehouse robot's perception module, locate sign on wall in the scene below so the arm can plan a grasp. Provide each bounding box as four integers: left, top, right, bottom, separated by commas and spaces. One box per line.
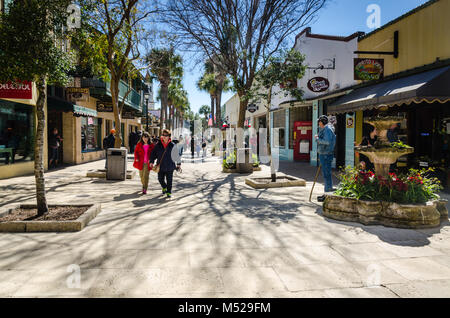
67, 87, 90, 102
354, 58, 384, 81
96, 101, 113, 112
122, 112, 135, 120
346, 117, 354, 129
0, 81, 32, 99
307, 77, 330, 93
247, 104, 258, 113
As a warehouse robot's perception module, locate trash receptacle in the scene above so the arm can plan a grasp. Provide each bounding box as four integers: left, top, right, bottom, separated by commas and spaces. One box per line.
237, 148, 253, 174
106, 148, 127, 180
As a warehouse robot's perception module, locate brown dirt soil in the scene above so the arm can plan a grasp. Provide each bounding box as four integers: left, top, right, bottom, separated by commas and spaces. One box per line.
0, 206, 90, 222
253, 177, 295, 184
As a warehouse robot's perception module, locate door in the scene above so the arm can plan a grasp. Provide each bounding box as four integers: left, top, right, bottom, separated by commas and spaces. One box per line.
47, 111, 63, 163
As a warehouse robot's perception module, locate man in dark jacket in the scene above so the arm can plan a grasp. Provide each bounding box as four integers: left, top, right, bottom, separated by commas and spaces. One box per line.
104, 129, 116, 169
150, 129, 181, 198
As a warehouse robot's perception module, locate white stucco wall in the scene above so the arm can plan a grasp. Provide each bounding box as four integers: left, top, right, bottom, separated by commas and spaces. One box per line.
272, 31, 360, 109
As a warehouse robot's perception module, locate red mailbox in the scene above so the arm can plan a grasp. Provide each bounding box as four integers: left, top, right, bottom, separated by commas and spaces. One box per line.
293, 121, 312, 162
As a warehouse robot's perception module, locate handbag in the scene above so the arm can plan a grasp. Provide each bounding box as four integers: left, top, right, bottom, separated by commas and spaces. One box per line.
152, 146, 168, 173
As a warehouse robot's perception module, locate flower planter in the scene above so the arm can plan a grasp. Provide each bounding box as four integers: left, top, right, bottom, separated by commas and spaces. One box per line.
322, 194, 444, 229
381, 202, 441, 228
433, 199, 448, 220
323, 195, 359, 223
356, 200, 383, 225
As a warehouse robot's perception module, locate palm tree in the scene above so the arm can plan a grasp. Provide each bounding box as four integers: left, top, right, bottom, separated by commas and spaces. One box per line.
157, 78, 188, 131
199, 104, 211, 130
197, 64, 218, 127
197, 58, 232, 128
146, 48, 183, 132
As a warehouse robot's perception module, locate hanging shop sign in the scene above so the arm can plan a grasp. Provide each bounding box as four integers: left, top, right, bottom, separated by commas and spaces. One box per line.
307, 77, 330, 93
67, 87, 90, 102
346, 117, 354, 129
247, 104, 258, 113
0, 81, 32, 99
96, 101, 113, 112
354, 58, 384, 81
122, 111, 135, 120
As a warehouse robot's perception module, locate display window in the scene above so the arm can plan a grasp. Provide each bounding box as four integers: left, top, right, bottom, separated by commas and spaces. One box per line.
0, 101, 35, 166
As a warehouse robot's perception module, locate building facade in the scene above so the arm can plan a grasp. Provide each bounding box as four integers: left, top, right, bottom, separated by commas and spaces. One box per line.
327, 0, 450, 187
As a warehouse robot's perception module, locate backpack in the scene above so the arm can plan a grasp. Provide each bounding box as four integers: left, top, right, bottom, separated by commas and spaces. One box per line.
103, 137, 108, 149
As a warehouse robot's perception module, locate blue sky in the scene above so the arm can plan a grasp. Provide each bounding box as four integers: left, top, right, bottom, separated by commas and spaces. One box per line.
157, 0, 429, 114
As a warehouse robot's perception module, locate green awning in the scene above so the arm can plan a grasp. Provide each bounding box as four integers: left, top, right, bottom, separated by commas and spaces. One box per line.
73, 105, 97, 117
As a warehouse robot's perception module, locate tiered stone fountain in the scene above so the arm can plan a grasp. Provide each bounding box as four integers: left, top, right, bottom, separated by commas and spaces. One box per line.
355, 116, 413, 177
322, 116, 448, 229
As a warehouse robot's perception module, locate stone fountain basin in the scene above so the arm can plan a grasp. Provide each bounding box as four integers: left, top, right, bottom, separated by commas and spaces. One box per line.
323, 194, 448, 229
356, 147, 414, 164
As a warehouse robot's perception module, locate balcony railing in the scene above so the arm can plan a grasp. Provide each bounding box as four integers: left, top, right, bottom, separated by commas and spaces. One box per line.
82, 76, 142, 112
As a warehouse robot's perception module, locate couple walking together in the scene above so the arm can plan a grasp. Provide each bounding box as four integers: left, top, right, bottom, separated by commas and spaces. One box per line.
133, 129, 181, 198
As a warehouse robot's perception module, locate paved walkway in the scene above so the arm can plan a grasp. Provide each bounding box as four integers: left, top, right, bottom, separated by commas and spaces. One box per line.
0, 154, 450, 298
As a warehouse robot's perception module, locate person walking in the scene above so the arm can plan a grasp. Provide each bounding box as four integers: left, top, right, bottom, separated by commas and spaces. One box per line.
133, 132, 154, 194
202, 138, 207, 158
104, 129, 116, 169
196, 139, 201, 158
48, 127, 63, 169
150, 129, 182, 199
315, 115, 336, 202
190, 136, 195, 159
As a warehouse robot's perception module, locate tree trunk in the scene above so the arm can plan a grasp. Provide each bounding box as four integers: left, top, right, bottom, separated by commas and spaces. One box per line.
160, 82, 168, 132
35, 75, 48, 216
210, 94, 215, 128
266, 87, 276, 182
237, 91, 248, 129
111, 77, 123, 148
216, 88, 222, 128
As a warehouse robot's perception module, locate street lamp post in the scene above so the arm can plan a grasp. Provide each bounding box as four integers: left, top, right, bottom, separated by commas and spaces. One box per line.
144, 93, 150, 133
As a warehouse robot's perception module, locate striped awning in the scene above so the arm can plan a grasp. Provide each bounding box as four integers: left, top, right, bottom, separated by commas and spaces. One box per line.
328, 66, 450, 114
73, 105, 97, 117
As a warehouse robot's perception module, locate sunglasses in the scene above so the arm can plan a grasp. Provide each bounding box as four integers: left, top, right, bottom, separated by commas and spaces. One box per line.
162, 134, 170, 137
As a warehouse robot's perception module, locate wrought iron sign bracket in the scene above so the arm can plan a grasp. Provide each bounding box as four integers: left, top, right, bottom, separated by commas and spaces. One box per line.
354, 31, 399, 58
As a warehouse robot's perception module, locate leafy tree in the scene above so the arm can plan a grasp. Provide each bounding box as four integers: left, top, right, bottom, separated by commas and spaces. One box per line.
77, 0, 155, 148
253, 49, 306, 182
164, 0, 327, 131
0, 0, 74, 216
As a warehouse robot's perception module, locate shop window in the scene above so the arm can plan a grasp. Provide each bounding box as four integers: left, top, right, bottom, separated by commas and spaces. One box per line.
273, 110, 286, 149
0, 101, 35, 166
81, 117, 101, 152
105, 119, 112, 136
278, 128, 285, 148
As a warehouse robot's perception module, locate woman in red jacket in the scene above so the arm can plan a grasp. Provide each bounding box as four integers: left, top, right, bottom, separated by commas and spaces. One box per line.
133, 132, 154, 194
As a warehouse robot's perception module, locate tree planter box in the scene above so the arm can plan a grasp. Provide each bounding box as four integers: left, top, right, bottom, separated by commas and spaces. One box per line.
323, 194, 446, 229
222, 167, 261, 173
87, 169, 135, 179
245, 176, 306, 189
0, 204, 101, 233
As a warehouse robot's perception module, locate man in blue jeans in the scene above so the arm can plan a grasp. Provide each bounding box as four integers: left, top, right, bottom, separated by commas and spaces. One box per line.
315, 115, 336, 202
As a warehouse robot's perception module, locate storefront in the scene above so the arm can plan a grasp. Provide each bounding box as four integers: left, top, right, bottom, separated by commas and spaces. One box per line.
328, 64, 450, 187
0, 81, 45, 179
